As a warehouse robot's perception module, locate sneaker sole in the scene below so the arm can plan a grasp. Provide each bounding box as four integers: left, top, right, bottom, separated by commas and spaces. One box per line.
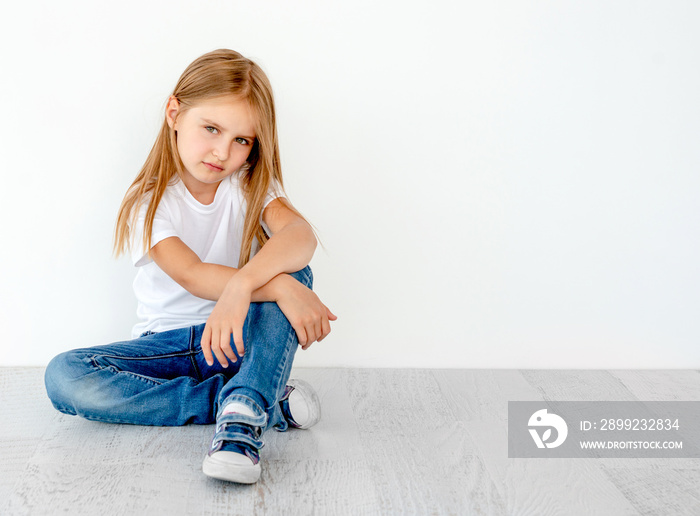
202, 454, 261, 484
286, 378, 322, 429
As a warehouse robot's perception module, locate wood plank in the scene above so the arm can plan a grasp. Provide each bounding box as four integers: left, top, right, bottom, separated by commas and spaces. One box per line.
343, 368, 507, 514
520, 370, 640, 401
437, 369, 640, 514
433, 369, 544, 421
596, 370, 700, 471
603, 467, 700, 516
0, 367, 56, 504
610, 370, 700, 401
468, 420, 640, 515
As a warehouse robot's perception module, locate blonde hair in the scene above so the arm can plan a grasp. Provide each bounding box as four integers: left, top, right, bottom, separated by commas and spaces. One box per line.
114, 49, 301, 267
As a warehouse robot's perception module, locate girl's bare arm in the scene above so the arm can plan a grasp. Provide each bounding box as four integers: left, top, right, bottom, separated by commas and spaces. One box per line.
201, 199, 331, 366
236, 198, 318, 291
149, 235, 289, 303
149, 198, 316, 302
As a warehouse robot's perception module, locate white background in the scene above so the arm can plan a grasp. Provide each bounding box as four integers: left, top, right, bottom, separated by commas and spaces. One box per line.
1, 1, 698, 368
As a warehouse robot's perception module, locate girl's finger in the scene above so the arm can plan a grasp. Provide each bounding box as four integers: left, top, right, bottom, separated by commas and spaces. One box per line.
326, 306, 338, 321
221, 330, 237, 363
232, 326, 245, 358
302, 321, 314, 345
295, 324, 307, 347
319, 315, 331, 342
211, 331, 229, 368
201, 326, 214, 366
312, 320, 322, 343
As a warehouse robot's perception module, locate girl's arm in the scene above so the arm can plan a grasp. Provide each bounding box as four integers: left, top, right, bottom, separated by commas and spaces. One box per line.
150, 236, 286, 303
149, 200, 335, 367
201, 199, 331, 367
150, 199, 315, 301
234, 198, 319, 291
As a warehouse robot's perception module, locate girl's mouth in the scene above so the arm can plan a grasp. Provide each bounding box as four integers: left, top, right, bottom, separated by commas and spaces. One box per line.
203, 162, 224, 172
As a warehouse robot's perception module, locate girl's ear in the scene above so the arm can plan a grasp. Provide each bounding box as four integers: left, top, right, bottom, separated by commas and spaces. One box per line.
165, 96, 180, 129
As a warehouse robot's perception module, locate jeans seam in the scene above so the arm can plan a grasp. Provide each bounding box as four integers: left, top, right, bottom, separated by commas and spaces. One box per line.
188, 326, 203, 382
91, 350, 195, 361
268, 319, 296, 414
88, 360, 164, 386
79, 412, 173, 426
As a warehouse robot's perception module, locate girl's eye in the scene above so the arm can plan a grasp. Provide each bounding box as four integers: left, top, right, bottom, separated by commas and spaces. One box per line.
235, 137, 250, 145
205, 126, 219, 134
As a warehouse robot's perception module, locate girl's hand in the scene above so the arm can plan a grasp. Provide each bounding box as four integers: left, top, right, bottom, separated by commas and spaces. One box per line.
274, 276, 337, 350
201, 277, 253, 367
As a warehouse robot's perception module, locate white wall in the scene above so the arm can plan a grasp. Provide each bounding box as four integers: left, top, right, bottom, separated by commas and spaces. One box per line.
1, 1, 698, 368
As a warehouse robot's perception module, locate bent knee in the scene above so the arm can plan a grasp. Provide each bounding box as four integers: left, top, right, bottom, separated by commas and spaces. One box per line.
44, 351, 90, 414
289, 266, 313, 289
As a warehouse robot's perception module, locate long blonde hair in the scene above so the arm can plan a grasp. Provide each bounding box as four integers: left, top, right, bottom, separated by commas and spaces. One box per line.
114, 49, 300, 267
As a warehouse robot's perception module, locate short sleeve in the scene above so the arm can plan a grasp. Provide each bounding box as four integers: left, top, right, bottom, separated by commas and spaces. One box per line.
261, 181, 286, 235
130, 199, 178, 267
263, 180, 285, 210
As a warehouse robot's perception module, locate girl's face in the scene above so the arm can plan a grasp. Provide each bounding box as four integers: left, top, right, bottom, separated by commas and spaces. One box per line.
166, 95, 256, 201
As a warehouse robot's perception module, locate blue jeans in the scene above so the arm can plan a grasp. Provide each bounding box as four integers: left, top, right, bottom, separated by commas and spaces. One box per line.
44, 267, 313, 435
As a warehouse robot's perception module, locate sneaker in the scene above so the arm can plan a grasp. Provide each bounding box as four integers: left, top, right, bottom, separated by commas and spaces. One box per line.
202, 402, 265, 484
279, 379, 321, 429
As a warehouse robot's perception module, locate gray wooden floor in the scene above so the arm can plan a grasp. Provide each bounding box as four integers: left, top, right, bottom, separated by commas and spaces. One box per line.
1, 367, 699, 515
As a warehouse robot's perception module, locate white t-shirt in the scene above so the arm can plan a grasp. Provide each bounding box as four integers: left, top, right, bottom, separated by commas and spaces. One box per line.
130, 174, 282, 338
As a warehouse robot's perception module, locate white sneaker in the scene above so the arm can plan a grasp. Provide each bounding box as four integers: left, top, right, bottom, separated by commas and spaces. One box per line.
202, 402, 264, 484
279, 379, 321, 429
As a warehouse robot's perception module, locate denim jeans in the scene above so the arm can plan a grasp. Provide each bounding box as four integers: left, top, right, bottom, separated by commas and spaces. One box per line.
44, 266, 313, 435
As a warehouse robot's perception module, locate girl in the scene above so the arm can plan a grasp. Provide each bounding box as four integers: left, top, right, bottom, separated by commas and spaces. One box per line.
44, 49, 336, 484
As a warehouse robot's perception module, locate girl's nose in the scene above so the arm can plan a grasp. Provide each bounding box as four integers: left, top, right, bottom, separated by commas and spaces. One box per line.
212, 144, 229, 161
